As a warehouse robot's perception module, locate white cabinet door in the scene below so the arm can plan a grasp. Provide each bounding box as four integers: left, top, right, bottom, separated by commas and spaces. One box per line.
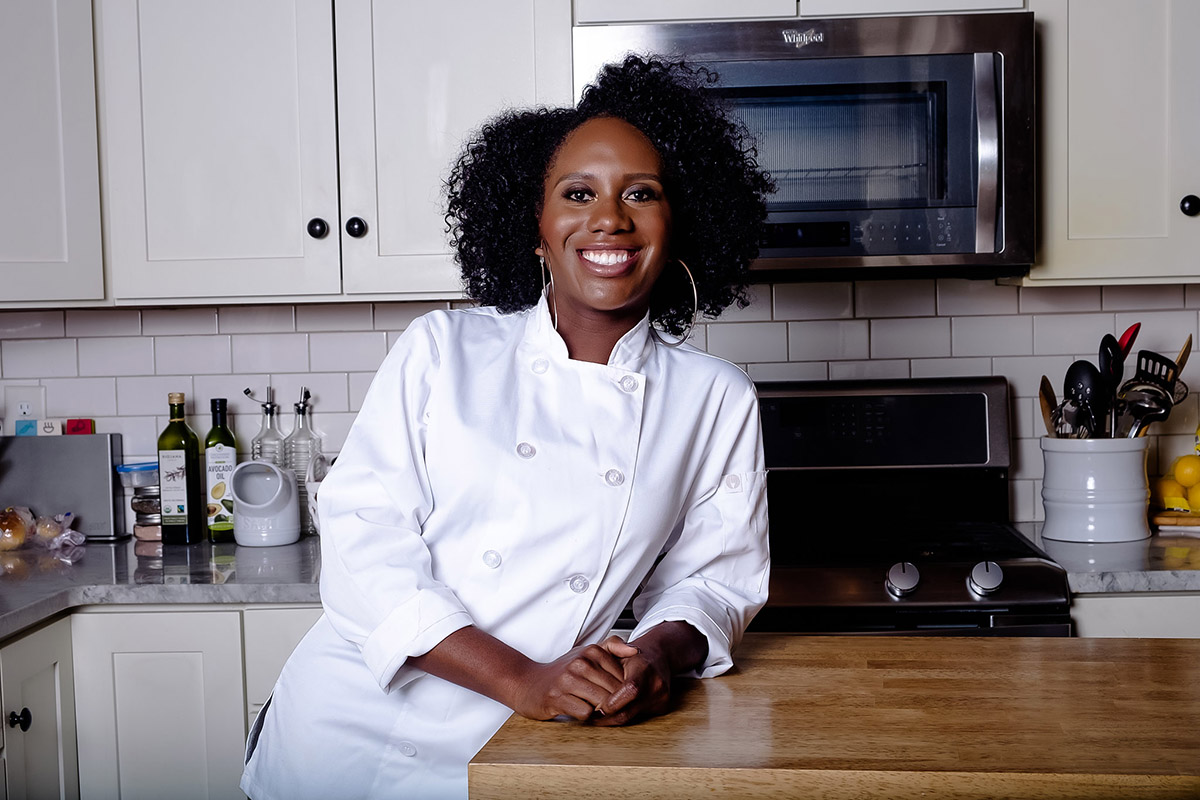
0, 618, 79, 800
1022, 0, 1200, 284
98, 0, 341, 301
799, 0, 1022, 15
72, 611, 245, 800
0, 0, 103, 304
574, 0, 799, 23
242, 606, 322, 729
1073, 594, 1200, 638
338, 0, 572, 296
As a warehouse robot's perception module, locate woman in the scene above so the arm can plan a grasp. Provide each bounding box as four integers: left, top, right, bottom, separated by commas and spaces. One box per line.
241, 55, 773, 799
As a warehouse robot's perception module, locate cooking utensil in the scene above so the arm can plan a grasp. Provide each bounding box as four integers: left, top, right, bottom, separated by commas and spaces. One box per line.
1174, 334, 1192, 375
1131, 349, 1180, 397
1123, 385, 1172, 437
1098, 334, 1123, 436
1063, 360, 1103, 438
1118, 322, 1141, 359
1038, 375, 1058, 437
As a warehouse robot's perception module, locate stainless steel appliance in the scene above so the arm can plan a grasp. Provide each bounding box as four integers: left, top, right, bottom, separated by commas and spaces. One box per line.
574, 12, 1035, 281
750, 376, 1071, 636
0, 434, 128, 541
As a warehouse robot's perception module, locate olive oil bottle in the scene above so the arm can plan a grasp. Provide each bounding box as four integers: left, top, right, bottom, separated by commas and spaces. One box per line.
157, 392, 204, 544
204, 398, 237, 543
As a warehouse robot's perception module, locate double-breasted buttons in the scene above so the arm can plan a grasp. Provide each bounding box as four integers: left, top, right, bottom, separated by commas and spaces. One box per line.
531, 357, 549, 374
482, 550, 502, 569
568, 574, 590, 594
619, 375, 639, 392
725, 474, 742, 490
516, 442, 536, 459
604, 468, 625, 487
397, 741, 417, 757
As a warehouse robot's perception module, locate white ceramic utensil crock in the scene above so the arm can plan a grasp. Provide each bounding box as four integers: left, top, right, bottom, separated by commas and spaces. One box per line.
229, 461, 300, 547
1041, 436, 1151, 543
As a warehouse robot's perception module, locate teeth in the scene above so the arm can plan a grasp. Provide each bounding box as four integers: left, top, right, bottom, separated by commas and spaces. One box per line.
580, 250, 633, 266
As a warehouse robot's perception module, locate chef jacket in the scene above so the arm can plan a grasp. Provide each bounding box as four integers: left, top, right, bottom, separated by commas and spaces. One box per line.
241, 295, 769, 800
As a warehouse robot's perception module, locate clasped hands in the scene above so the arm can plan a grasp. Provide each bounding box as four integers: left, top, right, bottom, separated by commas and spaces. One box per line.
514, 635, 669, 726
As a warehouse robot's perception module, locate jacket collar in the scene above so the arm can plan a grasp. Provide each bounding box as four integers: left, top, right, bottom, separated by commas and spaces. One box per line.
528, 292, 655, 373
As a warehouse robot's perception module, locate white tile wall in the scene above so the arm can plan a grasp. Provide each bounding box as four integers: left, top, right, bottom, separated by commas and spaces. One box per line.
1, 339, 78, 378
7, 282, 1200, 524
217, 305, 295, 334
296, 303, 374, 331
309, 332, 388, 373
78, 337, 155, 377
0, 311, 66, 339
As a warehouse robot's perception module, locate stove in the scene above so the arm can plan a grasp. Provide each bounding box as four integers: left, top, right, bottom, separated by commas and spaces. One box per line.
748, 376, 1071, 636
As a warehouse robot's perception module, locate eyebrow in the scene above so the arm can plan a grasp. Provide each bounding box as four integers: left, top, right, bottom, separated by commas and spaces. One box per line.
553, 171, 663, 186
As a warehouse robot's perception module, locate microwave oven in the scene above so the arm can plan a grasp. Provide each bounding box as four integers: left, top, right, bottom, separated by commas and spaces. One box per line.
573, 12, 1035, 281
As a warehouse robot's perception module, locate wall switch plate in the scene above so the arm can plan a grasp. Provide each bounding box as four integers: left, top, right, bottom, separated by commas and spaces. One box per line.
4, 385, 46, 426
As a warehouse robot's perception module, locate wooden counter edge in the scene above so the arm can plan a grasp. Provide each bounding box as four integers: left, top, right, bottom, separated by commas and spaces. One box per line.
469, 763, 1200, 800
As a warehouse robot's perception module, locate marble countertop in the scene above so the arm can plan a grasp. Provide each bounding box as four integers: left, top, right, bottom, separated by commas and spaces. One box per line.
0, 536, 321, 641
1017, 523, 1200, 593
2, 524, 1198, 643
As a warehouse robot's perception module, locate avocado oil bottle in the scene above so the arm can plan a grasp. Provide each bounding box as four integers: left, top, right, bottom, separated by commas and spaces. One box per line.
204, 397, 237, 543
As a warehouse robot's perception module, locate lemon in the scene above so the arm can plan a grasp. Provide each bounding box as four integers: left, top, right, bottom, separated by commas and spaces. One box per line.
1186, 483, 1200, 512
211, 481, 226, 500
1175, 455, 1200, 488
1156, 477, 1189, 510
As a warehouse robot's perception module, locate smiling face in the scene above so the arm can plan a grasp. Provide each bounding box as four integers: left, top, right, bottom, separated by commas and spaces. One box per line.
536, 116, 672, 343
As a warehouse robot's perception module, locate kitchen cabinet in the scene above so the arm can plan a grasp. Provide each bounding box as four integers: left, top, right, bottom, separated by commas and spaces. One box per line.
1017, 0, 1200, 285
1072, 593, 1200, 638
574, 0, 1023, 24
71, 609, 246, 800
242, 605, 322, 730
0, 617, 79, 800
97, 0, 572, 304
0, 0, 103, 306
574, 0, 799, 23
798, 0, 1023, 15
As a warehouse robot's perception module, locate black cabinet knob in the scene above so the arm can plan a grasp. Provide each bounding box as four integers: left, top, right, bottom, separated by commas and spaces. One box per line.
307, 218, 329, 239
345, 217, 368, 238
8, 708, 31, 732
1182, 195, 1200, 217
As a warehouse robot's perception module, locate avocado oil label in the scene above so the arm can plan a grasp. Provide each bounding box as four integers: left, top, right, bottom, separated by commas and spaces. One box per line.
205, 444, 236, 532
159, 450, 190, 524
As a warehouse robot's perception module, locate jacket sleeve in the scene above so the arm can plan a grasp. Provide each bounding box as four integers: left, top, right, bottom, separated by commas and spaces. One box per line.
627, 378, 770, 679
316, 315, 474, 692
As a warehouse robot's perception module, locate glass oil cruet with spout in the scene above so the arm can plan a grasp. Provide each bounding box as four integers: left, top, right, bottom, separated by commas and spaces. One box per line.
284, 387, 322, 536
244, 386, 284, 468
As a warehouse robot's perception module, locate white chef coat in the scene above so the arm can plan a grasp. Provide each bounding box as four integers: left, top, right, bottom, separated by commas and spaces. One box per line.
241, 295, 769, 800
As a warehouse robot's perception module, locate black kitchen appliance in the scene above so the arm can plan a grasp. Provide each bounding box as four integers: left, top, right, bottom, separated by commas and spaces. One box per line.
750, 376, 1071, 636
574, 12, 1035, 281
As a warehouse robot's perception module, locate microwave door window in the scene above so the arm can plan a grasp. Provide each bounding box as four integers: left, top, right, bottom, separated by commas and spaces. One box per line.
711, 53, 981, 257
734, 89, 945, 210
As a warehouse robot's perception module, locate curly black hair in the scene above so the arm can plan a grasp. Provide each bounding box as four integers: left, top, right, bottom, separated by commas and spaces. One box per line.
445, 55, 774, 336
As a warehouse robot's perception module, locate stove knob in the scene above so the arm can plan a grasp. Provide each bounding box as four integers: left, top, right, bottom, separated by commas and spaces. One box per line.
885, 562, 920, 597
969, 561, 1004, 595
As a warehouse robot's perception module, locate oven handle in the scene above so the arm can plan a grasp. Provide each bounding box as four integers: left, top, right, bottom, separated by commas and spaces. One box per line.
974, 52, 1000, 254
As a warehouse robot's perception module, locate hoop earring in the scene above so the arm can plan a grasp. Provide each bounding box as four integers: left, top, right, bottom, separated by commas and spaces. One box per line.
651, 260, 698, 348
539, 252, 558, 331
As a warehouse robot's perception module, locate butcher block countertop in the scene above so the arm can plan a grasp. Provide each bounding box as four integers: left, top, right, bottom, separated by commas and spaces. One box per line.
470, 634, 1200, 799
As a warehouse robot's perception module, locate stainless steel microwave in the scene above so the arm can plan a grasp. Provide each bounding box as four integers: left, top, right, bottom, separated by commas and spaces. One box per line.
573, 13, 1035, 281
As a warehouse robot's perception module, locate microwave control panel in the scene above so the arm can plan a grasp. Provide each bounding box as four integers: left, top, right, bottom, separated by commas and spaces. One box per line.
761, 207, 976, 257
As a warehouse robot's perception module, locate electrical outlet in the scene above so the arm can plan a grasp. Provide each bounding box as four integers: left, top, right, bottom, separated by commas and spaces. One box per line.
4, 385, 47, 425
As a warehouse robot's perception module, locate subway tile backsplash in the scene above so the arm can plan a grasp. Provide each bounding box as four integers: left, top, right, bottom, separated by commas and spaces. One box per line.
4, 278, 1199, 524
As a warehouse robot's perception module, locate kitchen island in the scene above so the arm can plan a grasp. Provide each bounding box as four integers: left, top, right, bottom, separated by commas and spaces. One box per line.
470, 634, 1200, 799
